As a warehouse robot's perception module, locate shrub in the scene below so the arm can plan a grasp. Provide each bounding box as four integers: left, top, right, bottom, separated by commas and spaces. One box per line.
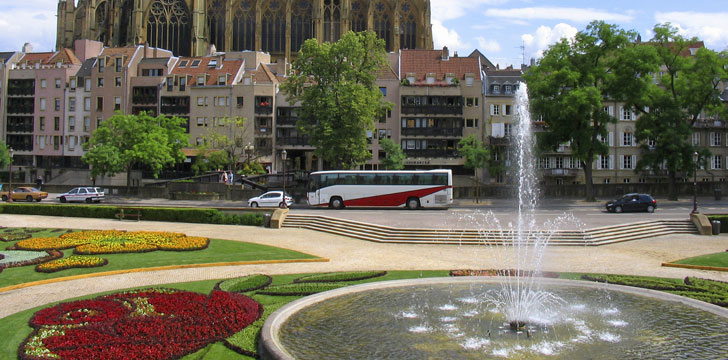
255, 282, 352, 296
580, 274, 694, 291
216, 275, 272, 293
294, 271, 387, 283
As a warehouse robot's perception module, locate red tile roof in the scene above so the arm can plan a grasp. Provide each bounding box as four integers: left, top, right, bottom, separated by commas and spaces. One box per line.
48, 48, 81, 66
18, 52, 54, 67
170, 56, 244, 85
401, 49, 481, 85
99, 47, 139, 67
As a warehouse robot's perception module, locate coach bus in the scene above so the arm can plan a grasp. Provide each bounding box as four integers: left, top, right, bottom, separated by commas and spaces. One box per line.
306, 169, 453, 209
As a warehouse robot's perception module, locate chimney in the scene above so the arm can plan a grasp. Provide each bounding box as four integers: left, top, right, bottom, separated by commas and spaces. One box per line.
453, 51, 458, 58
442, 46, 449, 61
22, 42, 33, 53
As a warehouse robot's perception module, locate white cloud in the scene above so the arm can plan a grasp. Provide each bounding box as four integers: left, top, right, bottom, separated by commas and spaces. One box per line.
476, 37, 501, 53
655, 12, 728, 50
485, 7, 633, 23
521, 23, 578, 59
0, 6, 57, 52
431, 0, 509, 23
432, 20, 472, 55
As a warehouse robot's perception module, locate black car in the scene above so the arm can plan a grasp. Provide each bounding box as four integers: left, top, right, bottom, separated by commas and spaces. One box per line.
606, 193, 657, 213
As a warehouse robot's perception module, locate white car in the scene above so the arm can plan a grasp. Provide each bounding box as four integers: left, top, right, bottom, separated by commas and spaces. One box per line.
248, 191, 293, 208
58, 187, 105, 203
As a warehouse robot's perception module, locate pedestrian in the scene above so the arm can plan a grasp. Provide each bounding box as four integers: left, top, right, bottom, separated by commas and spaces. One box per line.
227, 171, 234, 185
222, 171, 228, 184
36, 175, 43, 190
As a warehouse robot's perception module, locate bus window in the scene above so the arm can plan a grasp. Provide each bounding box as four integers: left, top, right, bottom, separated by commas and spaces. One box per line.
376, 173, 394, 185
321, 173, 338, 188
397, 173, 415, 185
308, 174, 320, 192
358, 173, 376, 185
418, 174, 433, 185
433, 173, 448, 185
340, 173, 357, 185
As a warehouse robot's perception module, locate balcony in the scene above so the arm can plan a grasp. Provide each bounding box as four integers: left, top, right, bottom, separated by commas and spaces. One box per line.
404, 149, 459, 158
489, 136, 512, 146
7, 125, 34, 133
401, 105, 463, 115
277, 117, 298, 126
693, 120, 728, 129
132, 96, 157, 105
255, 127, 273, 136
543, 168, 577, 177
160, 105, 189, 115
276, 136, 311, 146
255, 105, 273, 115
401, 127, 463, 137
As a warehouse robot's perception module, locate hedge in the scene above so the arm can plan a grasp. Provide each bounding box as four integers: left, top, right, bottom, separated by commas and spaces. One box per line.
0, 204, 264, 227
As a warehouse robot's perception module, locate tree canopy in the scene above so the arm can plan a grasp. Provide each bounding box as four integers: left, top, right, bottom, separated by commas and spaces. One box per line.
191, 116, 255, 174
82, 112, 188, 187
623, 24, 728, 200
282, 30, 391, 169
524, 21, 643, 201
458, 135, 489, 203
378, 138, 406, 170
0, 141, 11, 169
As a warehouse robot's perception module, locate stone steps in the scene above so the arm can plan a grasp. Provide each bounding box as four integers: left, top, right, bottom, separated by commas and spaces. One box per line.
282, 215, 697, 246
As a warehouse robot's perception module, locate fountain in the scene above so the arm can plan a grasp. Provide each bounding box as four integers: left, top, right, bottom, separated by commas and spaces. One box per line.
260, 84, 728, 359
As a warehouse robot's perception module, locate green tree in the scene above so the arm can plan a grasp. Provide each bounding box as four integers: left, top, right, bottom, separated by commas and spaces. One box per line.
525, 21, 643, 201
458, 135, 489, 203
191, 116, 252, 174
82, 112, 188, 188
378, 138, 406, 170
282, 31, 391, 169
0, 141, 11, 170
623, 24, 728, 200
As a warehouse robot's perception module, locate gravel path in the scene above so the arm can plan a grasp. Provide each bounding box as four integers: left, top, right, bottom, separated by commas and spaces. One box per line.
1, 214, 727, 319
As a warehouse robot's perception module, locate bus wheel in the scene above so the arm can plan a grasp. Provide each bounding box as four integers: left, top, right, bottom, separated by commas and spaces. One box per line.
406, 197, 420, 210
330, 197, 344, 209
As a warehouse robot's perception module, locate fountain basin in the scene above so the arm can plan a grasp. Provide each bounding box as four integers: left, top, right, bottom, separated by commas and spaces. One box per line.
260, 277, 728, 359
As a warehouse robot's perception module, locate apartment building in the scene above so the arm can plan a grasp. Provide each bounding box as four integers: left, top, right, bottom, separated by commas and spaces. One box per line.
398, 47, 484, 174
482, 66, 522, 184
0, 51, 23, 142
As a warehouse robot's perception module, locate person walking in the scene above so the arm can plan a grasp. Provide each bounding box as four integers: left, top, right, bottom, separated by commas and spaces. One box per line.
222, 171, 228, 184
36, 175, 43, 190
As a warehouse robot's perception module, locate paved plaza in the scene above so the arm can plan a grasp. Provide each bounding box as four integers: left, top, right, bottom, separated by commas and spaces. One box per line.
1, 213, 727, 320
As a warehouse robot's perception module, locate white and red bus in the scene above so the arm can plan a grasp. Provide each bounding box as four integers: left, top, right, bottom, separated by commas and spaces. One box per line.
306, 169, 453, 209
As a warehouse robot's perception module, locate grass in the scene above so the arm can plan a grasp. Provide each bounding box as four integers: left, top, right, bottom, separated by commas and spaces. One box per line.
671, 251, 728, 268
0, 227, 319, 288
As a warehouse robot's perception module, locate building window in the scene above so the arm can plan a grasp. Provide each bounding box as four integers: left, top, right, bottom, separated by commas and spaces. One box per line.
622, 155, 633, 169
98, 59, 105, 73
166, 77, 174, 91
197, 75, 205, 85
622, 132, 633, 146
40, 98, 46, 111
115, 57, 122, 72
196, 137, 203, 146
217, 97, 226, 106
39, 116, 45, 131
40, 79, 47, 88
96, 97, 103, 111
504, 85, 512, 94
492, 84, 500, 94
84, 116, 90, 132
621, 107, 632, 120
115, 77, 122, 87
236, 97, 244, 107
504, 123, 513, 137
603, 178, 611, 184
197, 97, 205, 106
197, 117, 205, 126
648, 138, 656, 148
179, 77, 186, 91
490, 104, 500, 115
69, 98, 76, 111
54, 98, 61, 111
710, 132, 722, 146
55, 78, 61, 88
97, 78, 104, 88
505, 104, 512, 115
85, 78, 92, 91
218, 75, 226, 85
54, 117, 60, 131
379, 87, 387, 96
623, 178, 630, 183
713, 155, 723, 169
69, 116, 75, 131
84, 97, 91, 111
114, 97, 121, 111
466, 119, 478, 128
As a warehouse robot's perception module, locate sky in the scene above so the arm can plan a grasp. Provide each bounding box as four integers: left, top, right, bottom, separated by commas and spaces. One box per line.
1, 0, 727, 69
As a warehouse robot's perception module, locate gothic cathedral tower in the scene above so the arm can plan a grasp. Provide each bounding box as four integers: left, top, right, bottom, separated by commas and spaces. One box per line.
56, 0, 433, 58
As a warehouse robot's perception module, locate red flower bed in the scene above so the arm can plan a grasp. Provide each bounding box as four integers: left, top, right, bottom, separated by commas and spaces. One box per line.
21, 288, 262, 360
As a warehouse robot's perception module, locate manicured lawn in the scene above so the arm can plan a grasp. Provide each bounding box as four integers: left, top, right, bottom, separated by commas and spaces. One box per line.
0, 227, 319, 288
671, 251, 728, 268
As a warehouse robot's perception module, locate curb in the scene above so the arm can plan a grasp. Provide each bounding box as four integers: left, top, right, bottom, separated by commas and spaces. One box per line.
0, 258, 329, 293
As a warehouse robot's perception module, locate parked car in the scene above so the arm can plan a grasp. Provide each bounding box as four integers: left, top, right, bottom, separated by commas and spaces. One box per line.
0, 187, 48, 202
606, 193, 657, 213
248, 191, 293, 208
57, 187, 105, 203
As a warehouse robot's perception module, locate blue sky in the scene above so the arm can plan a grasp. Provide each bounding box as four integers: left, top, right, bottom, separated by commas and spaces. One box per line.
1, 0, 727, 69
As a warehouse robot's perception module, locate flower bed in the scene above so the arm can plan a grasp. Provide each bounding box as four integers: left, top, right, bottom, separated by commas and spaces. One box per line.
0, 233, 32, 242
35, 255, 108, 273
21, 288, 262, 360
0, 250, 62, 268
13, 230, 209, 255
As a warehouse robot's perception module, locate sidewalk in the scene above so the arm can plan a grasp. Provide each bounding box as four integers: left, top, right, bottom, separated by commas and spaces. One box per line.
1, 214, 728, 320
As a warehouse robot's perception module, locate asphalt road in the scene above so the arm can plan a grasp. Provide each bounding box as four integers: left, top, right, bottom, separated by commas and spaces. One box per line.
40, 192, 727, 230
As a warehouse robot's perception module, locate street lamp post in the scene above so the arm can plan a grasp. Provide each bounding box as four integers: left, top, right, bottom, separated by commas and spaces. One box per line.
281, 149, 287, 208
692, 151, 698, 214
7, 147, 13, 202
244, 142, 254, 164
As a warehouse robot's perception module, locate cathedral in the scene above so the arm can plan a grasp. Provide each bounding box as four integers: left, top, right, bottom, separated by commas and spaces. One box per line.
56, 0, 434, 59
